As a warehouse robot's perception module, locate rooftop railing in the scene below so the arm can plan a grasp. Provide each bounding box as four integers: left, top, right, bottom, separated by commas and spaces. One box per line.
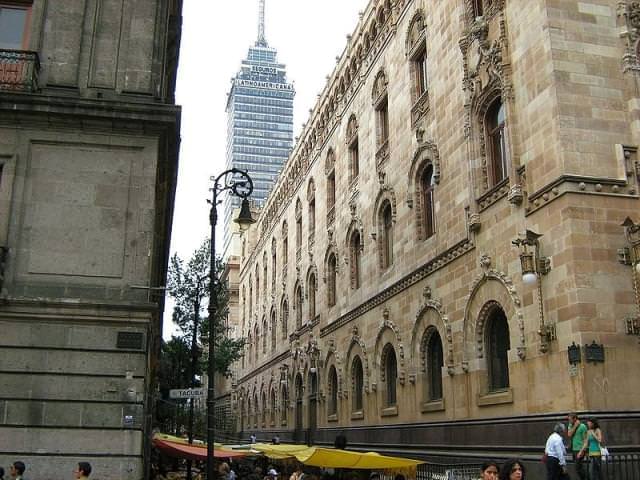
0, 49, 40, 92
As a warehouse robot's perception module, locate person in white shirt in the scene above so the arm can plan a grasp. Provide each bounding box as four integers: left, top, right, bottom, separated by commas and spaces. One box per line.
545, 423, 567, 480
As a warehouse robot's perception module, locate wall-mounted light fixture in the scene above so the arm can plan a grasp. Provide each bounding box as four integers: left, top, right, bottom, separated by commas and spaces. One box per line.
513, 229, 554, 353
567, 342, 581, 365
618, 217, 640, 336
585, 340, 605, 363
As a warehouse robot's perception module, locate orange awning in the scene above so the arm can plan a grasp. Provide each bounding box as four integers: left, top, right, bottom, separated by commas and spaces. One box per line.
152, 435, 247, 460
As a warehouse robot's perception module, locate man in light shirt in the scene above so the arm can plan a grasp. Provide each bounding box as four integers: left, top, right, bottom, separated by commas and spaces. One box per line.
545, 422, 567, 480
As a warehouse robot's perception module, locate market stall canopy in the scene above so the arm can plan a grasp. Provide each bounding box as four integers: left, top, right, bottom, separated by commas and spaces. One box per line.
152, 434, 248, 460
252, 443, 424, 469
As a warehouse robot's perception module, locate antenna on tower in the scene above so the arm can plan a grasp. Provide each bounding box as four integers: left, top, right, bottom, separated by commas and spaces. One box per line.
256, 0, 267, 47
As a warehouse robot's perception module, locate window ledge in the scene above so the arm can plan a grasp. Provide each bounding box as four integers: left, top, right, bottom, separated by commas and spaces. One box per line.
477, 178, 509, 212
327, 413, 338, 423
421, 398, 445, 413
351, 410, 364, 420
381, 405, 398, 417
477, 387, 513, 407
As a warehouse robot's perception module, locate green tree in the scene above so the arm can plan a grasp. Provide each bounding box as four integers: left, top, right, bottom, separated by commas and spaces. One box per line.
156, 335, 191, 434
166, 238, 244, 378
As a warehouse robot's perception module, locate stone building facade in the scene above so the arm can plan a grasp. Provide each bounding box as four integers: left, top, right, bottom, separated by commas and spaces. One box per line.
232, 0, 640, 461
0, 1, 182, 478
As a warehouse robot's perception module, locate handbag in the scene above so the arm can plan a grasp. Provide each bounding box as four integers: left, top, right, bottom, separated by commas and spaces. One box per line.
600, 446, 610, 462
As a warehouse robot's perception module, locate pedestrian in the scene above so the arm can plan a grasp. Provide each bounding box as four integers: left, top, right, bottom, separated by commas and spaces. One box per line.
579, 417, 604, 480
272, 434, 280, 444
74, 462, 92, 479
567, 413, 588, 480
480, 461, 500, 479
499, 458, 525, 480
0, 466, 5, 480
250, 433, 257, 444
289, 465, 303, 480
218, 462, 231, 480
544, 423, 567, 480
9, 462, 25, 480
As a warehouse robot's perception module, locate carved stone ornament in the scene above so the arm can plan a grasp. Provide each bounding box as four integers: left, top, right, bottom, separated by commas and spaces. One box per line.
618, 2, 640, 74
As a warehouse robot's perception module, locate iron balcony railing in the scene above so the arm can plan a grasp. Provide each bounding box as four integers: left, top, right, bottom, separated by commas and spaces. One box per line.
0, 49, 40, 92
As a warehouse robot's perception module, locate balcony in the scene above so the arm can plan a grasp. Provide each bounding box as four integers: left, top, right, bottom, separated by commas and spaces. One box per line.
0, 49, 40, 92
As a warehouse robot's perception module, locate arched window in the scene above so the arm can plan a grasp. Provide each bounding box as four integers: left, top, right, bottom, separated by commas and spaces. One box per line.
270, 389, 276, 426
381, 202, 394, 268
262, 317, 268, 354
383, 344, 397, 407
347, 115, 359, 184
261, 391, 267, 426
308, 273, 317, 322
308, 179, 316, 239
246, 332, 252, 367
327, 253, 337, 307
254, 324, 259, 362
295, 284, 303, 330
352, 356, 364, 412
328, 366, 338, 417
255, 265, 260, 306
486, 305, 510, 391
280, 386, 288, 425
426, 329, 443, 401
421, 164, 435, 239
281, 300, 289, 339
254, 394, 259, 427
485, 97, 508, 187
295, 199, 303, 252
372, 71, 389, 154
249, 278, 253, 319
263, 252, 268, 295
282, 221, 289, 265
271, 239, 277, 292
350, 231, 362, 289
271, 310, 277, 351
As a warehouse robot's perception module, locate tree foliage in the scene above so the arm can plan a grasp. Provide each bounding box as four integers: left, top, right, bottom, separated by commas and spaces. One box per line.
166, 238, 245, 378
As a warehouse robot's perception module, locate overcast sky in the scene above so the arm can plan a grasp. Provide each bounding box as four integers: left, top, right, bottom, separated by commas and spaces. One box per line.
163, 1, 368, 338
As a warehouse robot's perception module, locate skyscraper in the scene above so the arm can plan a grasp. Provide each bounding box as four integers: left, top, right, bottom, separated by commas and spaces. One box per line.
223, 0, 295, 256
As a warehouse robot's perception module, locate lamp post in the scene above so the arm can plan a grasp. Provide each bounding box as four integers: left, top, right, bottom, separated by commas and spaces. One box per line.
207, 169, 255, 480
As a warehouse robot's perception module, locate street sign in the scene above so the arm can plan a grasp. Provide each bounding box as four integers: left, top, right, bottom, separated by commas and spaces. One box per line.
169, 388, 206, 399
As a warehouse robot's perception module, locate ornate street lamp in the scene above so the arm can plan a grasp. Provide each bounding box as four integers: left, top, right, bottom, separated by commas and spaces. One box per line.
207, 169, 255, 480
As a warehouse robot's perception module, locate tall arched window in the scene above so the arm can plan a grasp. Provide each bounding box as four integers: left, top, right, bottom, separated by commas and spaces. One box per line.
421, 165, 435, 239
295, 199, 303, 253
308, 179, 316, 240
352, 356, 364, 412
270, 310, 277, 351
271, 239, 277, 292
281, 386, 288, 425
282, 221, 289, 265
249, 278, 253, 319
295, 284, 303, 330
347, 115, 359, 184
308, 273, 317, 322
381, 202, 394, 268
270, 389, 276, 426
253, 394, 259, 427
281, 300, 289, 339
426, 329, 443, 401
486, 305, 510, 391
255, 265, 260, 306
262, 317, 268, 354
254, 324, 259, 362
350, 231, 362, 289
327, 254, 337, 307
326, 149, 336, 226
485, 97, 508, 187
261, 391, 267, 426
328, 366, 338, 417
383, 344, 397, 407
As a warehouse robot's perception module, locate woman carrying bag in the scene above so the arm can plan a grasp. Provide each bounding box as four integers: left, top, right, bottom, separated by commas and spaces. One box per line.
578, 417, 604, 480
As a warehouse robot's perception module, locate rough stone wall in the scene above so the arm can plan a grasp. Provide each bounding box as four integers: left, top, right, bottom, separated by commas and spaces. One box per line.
0, 0, 181, 478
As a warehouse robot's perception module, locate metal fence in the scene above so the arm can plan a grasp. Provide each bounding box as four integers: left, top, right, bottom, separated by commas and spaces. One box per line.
599, 453, 640, 480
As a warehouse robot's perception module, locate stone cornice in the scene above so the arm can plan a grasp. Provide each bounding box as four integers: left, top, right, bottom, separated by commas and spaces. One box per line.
321, 236, 475, 338
525, 173, 638, 216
